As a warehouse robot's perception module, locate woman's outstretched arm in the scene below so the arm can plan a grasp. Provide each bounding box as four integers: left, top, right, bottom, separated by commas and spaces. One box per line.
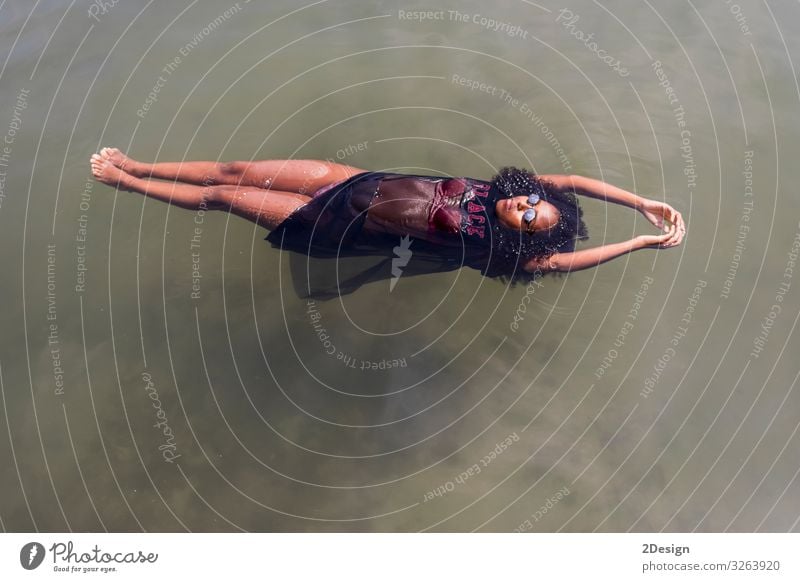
539, 173, 685, 234
539, 174, 644, 209
524, 231, 679, 273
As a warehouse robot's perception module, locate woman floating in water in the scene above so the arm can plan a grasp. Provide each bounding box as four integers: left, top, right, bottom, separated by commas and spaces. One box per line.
89, 149, 685, 287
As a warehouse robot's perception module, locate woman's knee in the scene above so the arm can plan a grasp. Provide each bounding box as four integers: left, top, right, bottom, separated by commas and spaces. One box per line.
200, 185, 234, 209
219, 161, 244, 176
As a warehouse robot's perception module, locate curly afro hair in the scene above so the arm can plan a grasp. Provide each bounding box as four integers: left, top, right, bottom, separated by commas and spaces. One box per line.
481, 167, 589, 285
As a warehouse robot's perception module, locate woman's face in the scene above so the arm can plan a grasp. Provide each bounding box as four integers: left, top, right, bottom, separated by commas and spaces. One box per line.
494, 196, 560, 234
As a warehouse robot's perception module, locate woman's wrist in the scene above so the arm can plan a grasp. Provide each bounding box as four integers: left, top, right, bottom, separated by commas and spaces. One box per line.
631, 193, 649, 211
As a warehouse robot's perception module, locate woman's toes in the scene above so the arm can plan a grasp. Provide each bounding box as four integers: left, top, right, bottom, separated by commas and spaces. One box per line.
89, 156, 125, 186
90, 160, 103, 178
100, 147, 118, 161
99, 147, 131, 170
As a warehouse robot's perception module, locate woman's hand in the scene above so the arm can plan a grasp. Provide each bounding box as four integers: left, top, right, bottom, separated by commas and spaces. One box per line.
634, 227, 682, 249
640, 198, 685, 235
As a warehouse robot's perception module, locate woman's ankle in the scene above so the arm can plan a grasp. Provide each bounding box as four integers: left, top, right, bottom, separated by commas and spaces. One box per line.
126, 160, 148, 177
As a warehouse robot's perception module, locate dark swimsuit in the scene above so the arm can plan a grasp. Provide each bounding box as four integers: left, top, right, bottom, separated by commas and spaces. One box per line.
265, 171, 497, 272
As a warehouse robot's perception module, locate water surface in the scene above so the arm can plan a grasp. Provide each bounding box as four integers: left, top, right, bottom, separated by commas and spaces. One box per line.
1, 0, 799, 532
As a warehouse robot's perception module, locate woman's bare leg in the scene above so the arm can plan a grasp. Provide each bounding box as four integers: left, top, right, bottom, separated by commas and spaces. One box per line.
90, 154, 307, 230
99, 147, 366, 195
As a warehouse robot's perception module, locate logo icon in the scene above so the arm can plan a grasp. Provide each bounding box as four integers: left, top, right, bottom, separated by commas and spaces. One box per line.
20, 542, 45, 570
390, 235, 413, 292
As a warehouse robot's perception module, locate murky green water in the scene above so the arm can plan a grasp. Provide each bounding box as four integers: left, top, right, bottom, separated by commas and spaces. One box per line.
1, 0, 799, 532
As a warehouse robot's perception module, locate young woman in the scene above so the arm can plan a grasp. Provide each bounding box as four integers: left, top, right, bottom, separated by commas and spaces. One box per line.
89, 149, 685, 286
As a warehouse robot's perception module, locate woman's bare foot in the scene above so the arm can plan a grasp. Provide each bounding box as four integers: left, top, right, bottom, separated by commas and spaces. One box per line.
99, 147, 137, 174
90, 153, 132, 189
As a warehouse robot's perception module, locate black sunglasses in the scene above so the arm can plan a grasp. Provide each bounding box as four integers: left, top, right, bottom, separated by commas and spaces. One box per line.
521, 193, 541, 226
